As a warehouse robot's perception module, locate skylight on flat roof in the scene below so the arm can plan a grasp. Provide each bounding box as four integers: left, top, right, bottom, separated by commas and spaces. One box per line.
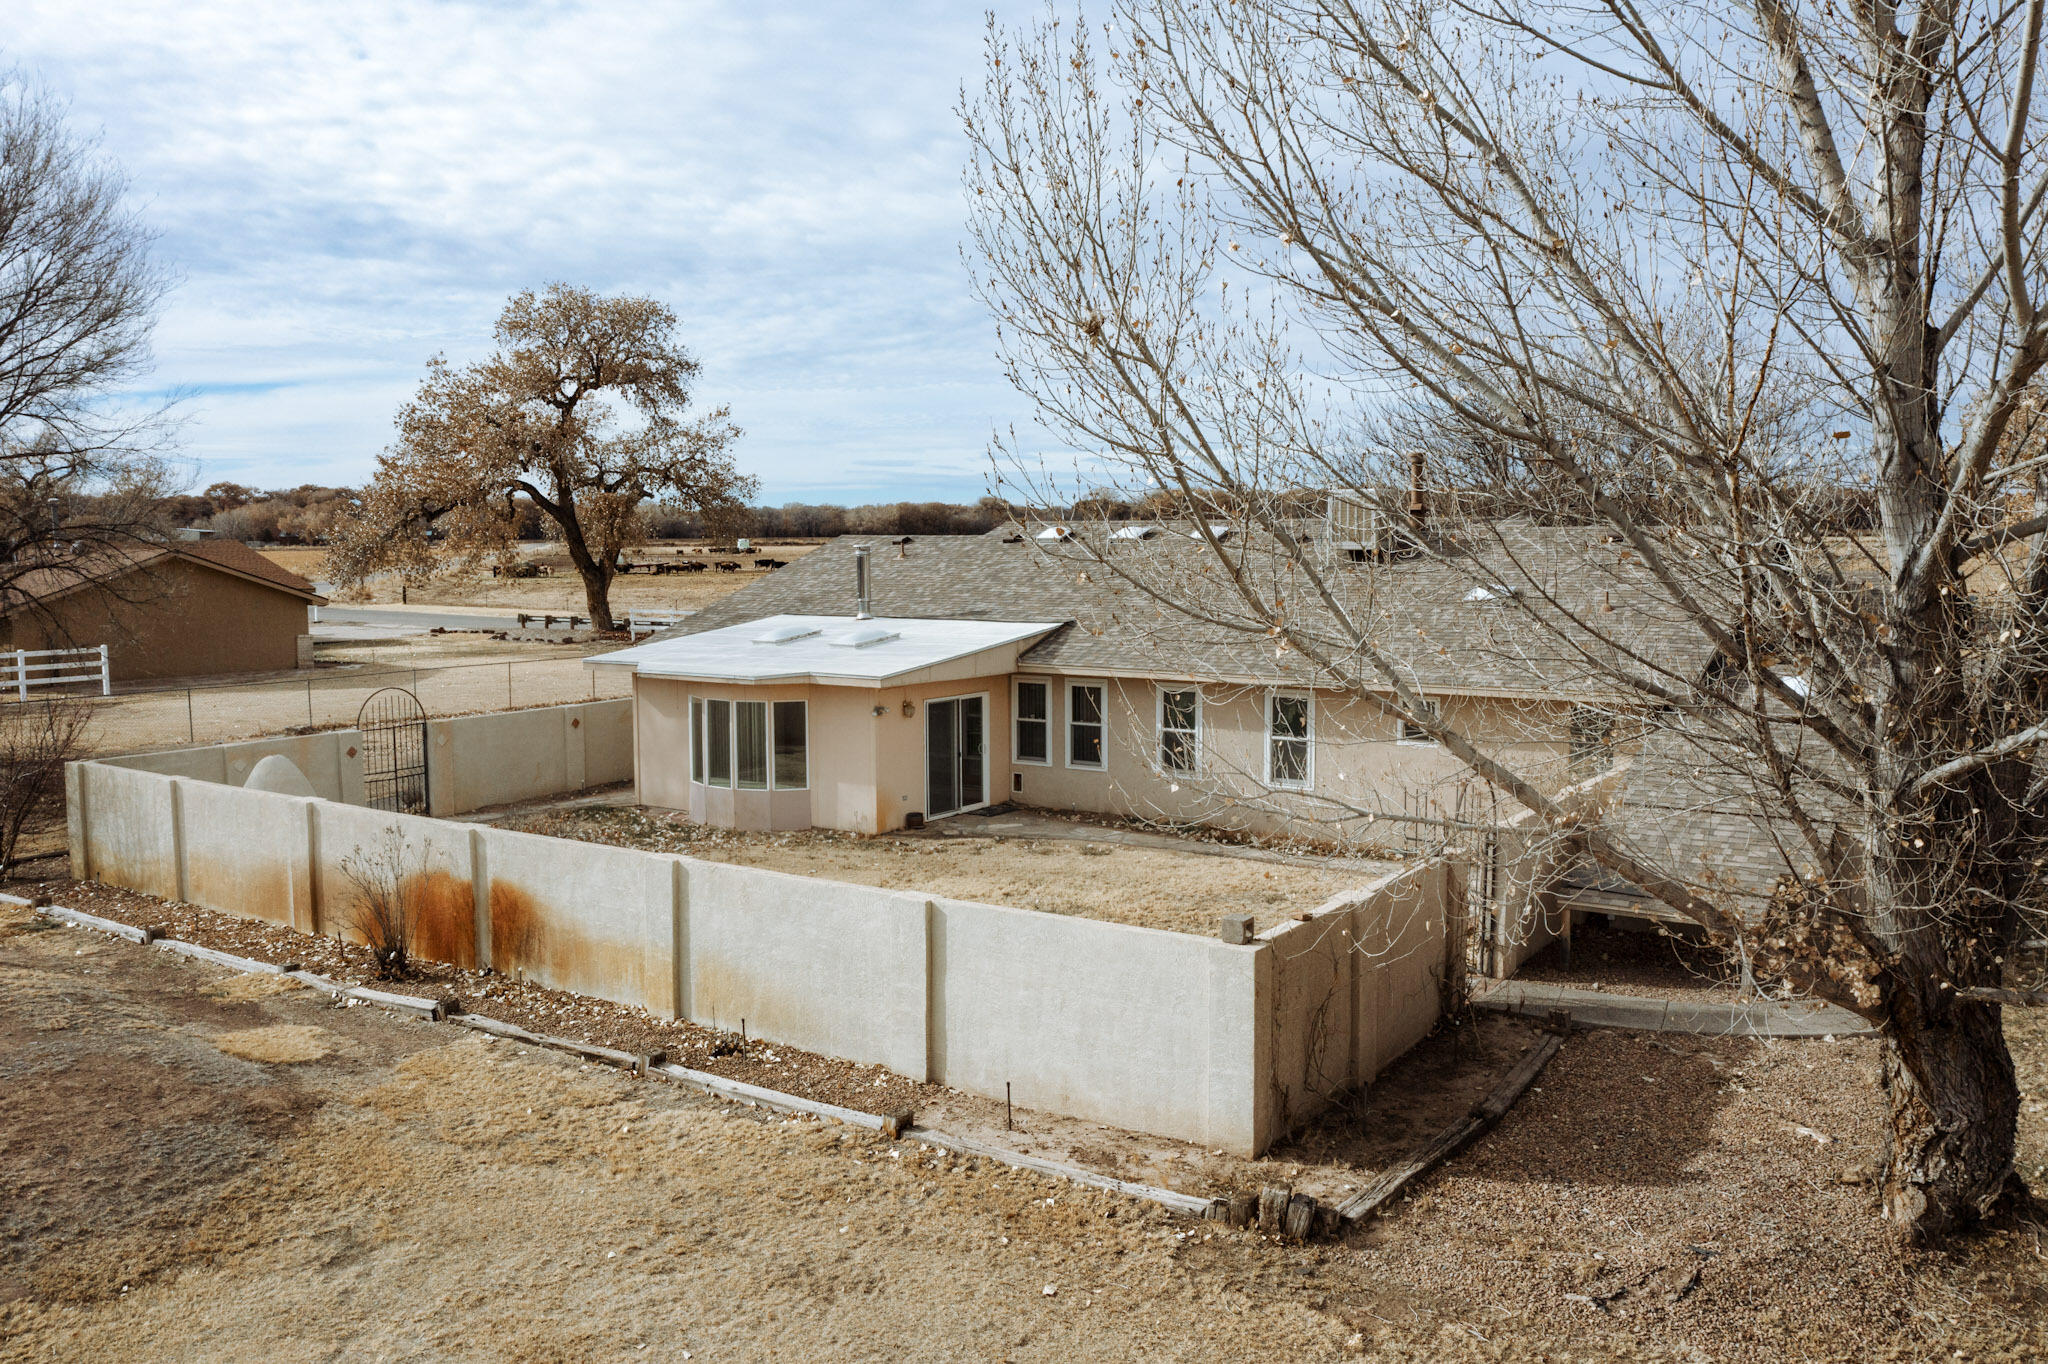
1111, 525, 1160, 541
1188, 523, 1234, 541
826, 625, 901, 648
1464, 584, 1518, 602
753, 623, 822, 644
1036, 525, 1072, 540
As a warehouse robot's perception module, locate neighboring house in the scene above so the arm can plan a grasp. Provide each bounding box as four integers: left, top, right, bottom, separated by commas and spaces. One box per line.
591, 522, 1718, 848
0, 539, 324, 683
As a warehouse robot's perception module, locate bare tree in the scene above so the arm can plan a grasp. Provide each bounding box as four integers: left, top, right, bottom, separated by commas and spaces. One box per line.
0, 72, 180, 635
966, 0, 2048, 1240
327, 283, 753, 630
0, 696, 93, 876
338, 830, 429, 980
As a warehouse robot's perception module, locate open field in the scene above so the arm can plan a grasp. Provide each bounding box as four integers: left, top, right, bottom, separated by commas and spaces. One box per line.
4, 891, 2045, 1361
68, 649, 628, 756
493, 803, 1390, 937
262, 539, 825, 614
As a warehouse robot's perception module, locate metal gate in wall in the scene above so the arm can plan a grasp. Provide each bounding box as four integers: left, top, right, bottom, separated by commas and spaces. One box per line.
358, 687, 428, 813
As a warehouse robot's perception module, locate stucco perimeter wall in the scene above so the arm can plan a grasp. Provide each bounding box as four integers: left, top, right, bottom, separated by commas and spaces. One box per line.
68, 758, 1483, 1154
1258, 861, 1459, 1150
91, 699, 631, 818
105, 730, 366, 805
427, 700, 634, 816
929, 896, 1266, 1153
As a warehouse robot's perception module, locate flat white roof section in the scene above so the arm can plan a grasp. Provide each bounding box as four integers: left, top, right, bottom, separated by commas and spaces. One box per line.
586, 615, 1066, 687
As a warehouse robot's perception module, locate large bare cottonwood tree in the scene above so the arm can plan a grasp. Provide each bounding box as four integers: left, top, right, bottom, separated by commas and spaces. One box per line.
330, 284, 751, 630
965, 0, 2048, 1241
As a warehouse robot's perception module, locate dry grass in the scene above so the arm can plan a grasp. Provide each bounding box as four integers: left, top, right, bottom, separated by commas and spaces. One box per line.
5, 896, 2047, 1360
209, 1023, 332, 1064
271, 538, 825, 614
498, 804, 1378, 936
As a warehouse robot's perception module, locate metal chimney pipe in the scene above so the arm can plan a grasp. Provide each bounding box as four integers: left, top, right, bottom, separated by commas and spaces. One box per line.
853, 544, 872, 619
1407, 451, 1427, 522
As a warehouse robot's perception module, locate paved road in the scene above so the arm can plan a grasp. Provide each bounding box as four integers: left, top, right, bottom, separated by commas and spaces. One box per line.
309, 605, 548, 639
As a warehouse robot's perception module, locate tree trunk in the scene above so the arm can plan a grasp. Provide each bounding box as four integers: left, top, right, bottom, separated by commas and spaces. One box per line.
1879, 970, 2028, 1240
574, 560, 616, 632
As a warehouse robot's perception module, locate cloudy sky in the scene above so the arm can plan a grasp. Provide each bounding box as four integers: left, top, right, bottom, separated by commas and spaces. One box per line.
11, 0, 1038, 503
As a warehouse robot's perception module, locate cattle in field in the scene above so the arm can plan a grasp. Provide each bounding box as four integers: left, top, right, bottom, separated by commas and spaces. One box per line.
679, 561, 707, 573
715, 560, 739, 572
754, 557, 789, 569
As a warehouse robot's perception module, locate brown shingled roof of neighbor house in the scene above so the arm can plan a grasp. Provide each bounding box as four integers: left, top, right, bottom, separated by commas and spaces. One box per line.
0, 538, 324, 617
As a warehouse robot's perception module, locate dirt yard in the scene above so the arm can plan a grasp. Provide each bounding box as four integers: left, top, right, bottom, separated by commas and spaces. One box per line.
5, 895, 2046, 1362
493, 803, 1389, 936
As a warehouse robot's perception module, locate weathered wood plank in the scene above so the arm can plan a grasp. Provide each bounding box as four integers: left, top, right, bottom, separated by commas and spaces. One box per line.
1335, 1031, 1563, 1223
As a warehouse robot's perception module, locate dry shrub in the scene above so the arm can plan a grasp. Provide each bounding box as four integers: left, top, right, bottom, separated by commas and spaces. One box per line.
0, 697, 94, 876
339, 829, 429, 979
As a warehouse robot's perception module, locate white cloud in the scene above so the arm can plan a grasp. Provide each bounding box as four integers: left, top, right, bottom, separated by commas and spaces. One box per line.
10, 0, 1033, 500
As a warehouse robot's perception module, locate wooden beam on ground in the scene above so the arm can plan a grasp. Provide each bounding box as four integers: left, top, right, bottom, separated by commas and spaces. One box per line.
1334, 1030, 1564, 1224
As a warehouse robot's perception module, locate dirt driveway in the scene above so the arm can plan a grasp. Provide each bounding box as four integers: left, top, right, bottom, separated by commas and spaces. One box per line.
4, 900, 2045, 1362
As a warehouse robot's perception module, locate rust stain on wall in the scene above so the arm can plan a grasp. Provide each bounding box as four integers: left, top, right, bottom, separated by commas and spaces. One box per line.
407, 869, 478, 968
490, 878, 646, 1003
187, 855, 294, 927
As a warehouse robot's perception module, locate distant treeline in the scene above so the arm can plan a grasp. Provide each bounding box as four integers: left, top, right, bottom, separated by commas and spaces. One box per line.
161, 484, 1042, 544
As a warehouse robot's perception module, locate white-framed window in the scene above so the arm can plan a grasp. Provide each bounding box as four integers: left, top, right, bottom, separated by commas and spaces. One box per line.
1157, 684, 1200, 773
690, 698, 706, 783
693, 696, 808, 790
1013, 678, 1051, 765
772, 699, 808, 789
1067, 680, 1106, 769
1397, 697, 1440, 744
705, 698, 733, 786
1266, 690, 1312, 788
735, 700, 769, 789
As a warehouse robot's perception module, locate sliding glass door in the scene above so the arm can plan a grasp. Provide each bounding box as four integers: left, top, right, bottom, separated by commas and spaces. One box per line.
925, 695, 986, 818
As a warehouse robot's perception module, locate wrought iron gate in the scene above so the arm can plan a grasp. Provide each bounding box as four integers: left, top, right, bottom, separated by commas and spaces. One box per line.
358, 687, 428, 813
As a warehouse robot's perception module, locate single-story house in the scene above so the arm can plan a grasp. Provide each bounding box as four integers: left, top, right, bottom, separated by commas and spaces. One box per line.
0, 538, 324, 683
590, 520, 1715, 846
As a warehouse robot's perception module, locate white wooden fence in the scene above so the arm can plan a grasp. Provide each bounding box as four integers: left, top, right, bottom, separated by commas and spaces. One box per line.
1, 645, 110, 699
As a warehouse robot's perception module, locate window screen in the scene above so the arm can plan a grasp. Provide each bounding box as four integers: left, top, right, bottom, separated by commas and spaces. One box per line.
1015, 681, 1049, 763
1159, 687, 1198, 772
772, 700, 807, 789
1269, 693, 1310, 787
735, 700, 768, 790
1069, 683, 1104, 768
706, 699, 732, 786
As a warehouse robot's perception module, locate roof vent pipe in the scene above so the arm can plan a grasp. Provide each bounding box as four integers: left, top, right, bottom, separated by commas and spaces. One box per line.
1407, 451, 1428, 522
853, 543, 872, 620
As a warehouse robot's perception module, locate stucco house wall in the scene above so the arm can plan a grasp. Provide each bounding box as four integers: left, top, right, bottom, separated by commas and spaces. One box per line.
633, 671, 1017, 834
1008, 675, 1572, 837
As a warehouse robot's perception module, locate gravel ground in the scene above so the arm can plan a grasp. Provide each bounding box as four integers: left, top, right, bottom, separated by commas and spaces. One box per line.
1515, 920, 1746, 1003
5, 893, 2046, 1360
493, 805, 1373, 936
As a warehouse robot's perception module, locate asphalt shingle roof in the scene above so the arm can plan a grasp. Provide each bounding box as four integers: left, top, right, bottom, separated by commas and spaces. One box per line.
671, 526, 1717, 699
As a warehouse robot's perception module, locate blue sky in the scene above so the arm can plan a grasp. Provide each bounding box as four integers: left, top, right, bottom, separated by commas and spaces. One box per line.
10, 1, 1036, 504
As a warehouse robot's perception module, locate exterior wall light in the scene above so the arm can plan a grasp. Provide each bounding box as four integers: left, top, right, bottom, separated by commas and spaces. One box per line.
901, 698, 916, 718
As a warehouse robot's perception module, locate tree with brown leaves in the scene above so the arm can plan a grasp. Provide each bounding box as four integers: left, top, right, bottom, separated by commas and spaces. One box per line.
329, 284, 751, 629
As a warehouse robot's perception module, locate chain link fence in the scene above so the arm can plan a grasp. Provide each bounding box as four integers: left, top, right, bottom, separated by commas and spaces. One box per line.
67, 653, 632, 755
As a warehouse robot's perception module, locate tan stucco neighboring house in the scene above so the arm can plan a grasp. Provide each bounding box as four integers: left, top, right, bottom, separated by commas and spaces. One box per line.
0, 539, 324, 682
590, 524, 1715, 844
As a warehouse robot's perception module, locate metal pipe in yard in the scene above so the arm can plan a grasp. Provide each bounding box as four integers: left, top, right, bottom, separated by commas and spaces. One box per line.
507, 661, 513, 709
186, 688, 194, 744
306, 679, 314, 728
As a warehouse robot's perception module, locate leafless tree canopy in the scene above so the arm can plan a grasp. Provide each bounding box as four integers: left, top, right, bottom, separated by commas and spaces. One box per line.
0, 73, 179, 636
327, 283, 753, 630
965, 0, 2048, 1241
0, 695, 92, 875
